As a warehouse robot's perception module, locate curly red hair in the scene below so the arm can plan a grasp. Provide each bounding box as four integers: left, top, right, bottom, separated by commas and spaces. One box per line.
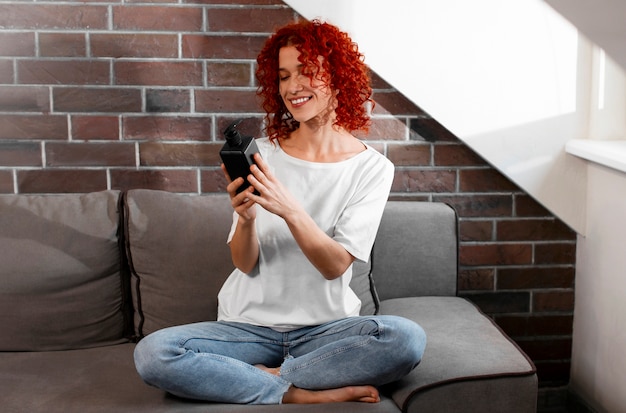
256, 20, 373, 141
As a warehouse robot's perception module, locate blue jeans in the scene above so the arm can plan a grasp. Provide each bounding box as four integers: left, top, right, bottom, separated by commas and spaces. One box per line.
134, 315, 426, 405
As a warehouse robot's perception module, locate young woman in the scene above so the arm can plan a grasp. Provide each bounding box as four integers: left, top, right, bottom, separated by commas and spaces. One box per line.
134, 20, 426, 405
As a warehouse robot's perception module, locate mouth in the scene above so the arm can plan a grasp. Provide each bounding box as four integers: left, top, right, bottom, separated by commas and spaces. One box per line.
289, 96, 312, 107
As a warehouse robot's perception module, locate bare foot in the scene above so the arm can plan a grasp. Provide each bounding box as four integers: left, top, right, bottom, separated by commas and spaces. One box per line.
282, 385, 380, 404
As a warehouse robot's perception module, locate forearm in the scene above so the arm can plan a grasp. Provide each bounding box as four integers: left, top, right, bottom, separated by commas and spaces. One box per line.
229, 218, 259, 274
285, 209, 354, 280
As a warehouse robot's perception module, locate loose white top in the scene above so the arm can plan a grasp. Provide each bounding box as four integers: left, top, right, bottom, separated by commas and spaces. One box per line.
217, 137, 394, 330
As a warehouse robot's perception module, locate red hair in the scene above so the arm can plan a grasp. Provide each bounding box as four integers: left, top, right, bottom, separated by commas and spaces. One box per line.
256, 20, 373, 141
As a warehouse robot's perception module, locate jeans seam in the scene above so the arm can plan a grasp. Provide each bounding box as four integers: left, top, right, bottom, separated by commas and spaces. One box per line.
281, 335, 374, 376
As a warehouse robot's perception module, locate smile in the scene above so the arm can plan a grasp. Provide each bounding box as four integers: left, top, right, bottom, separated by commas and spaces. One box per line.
290, 96, 312, 106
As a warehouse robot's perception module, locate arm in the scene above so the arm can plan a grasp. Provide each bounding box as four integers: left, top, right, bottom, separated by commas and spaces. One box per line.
222, 164, 259, 274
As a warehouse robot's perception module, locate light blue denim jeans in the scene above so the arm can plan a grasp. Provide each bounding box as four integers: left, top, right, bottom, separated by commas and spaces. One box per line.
134, 315, 426, 405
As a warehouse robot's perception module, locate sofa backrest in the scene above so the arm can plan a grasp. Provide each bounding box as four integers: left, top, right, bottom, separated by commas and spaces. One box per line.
0, 190, 131, 351
0, 189, 459, 348
123, 189, 378, 338
372, 201, 459, 301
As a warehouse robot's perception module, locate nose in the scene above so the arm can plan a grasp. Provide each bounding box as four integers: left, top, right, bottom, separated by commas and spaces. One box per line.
286, 74, 305, 94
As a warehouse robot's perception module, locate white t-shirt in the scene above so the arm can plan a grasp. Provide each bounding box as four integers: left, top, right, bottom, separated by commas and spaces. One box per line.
217, 137, 394, 330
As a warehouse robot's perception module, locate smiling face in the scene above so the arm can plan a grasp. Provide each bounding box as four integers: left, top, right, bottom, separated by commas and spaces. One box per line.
278, 45, 335, 125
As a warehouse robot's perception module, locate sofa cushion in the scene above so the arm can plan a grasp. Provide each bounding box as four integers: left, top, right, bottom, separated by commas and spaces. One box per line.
0, 343, 400, 412
124, 190, 234, 337
124, 189, 379, 338
379, 296, 537, 413
0, 190, 129, 351
373, 201, 458, 300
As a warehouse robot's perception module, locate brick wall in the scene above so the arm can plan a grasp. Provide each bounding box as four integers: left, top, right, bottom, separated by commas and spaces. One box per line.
0, 0, 575, 386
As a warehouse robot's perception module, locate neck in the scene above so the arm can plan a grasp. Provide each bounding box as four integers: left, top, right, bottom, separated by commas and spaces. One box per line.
280, 122, 364, 163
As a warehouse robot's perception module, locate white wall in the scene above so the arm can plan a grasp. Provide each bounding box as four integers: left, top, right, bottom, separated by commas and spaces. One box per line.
570, 163, 626, 412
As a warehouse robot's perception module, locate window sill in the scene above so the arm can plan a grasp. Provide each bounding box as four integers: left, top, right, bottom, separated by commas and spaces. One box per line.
566, 139, 626, 174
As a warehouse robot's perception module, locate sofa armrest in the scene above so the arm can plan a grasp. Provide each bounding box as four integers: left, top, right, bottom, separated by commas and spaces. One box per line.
380, 297, 537, 413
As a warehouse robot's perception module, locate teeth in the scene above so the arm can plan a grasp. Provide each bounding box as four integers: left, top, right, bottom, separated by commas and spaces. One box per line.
291, 97, 310, 105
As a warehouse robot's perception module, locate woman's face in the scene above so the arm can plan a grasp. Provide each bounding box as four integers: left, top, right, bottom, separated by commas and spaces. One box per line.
278, 46, 334, 125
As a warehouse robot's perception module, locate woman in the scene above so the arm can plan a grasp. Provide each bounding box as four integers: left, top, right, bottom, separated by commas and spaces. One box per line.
134, 20, 426, 405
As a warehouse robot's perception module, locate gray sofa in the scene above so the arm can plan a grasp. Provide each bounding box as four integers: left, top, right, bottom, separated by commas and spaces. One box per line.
0, 189, 537, 412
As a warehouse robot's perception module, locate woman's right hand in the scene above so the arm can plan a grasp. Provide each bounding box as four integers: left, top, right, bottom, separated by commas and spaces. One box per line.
222, 164, 257, 222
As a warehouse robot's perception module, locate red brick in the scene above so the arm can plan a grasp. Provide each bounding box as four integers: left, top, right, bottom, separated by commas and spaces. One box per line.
370, 71, 393, 90
0, 86, 50, 112
495, 314, 573, 337
123, 116, 212, 141
195, 89, 261, 113
0, 115, 67, 140
387, 143, 430, 166
516, 338, 572, 361
498, 219, 576, 241
535, 243, 576, 265
207, 62, 252, 87
392, 169, 456, 193
182, 34, 267, 59
146, 89, 191, 113
0, 60, 13, 84
139, 142, 221, 166
90, 33, 178, 58
462, 291, 530, 314
39, 33, 86, 57
46, 142, 136, 167
459, 168, 519, 192
215, 116, 264, 141
516, 194, 551, 217
409, 117, 458, 143
207, 7, 295, 32
459, 268, 495, 291
0, 170, 13, 193
17, 169, 107, 193
435, 144, 487, 166
0, 4, 108, 30
115, 61, 202, 86
498, 267, 575, 290
460, 243, 532, 266
18, 60, 109, 85
110, 169, 197, 193
200, 168, 228, 193
0, 142, 41, 166
372, 91, 421, 116
366, 118, 408, 141
459, 219, 493, 241
434, 195, 513, 217
53, 88, 142, 113
0, 32, 36, 57
71, 116, 120, 141
113, 5, 202, 31
533, 290, 575, 312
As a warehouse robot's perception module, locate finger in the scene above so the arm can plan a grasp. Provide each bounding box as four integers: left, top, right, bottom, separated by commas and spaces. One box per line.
253, 154, 273, 177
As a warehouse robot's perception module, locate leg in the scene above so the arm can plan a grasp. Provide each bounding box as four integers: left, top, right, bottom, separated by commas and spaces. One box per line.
280, 315, 426, 390
133, 321, 290, 404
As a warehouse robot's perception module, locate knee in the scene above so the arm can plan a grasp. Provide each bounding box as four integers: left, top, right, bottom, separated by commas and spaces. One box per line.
383, 316, 427, 367
133, 331, 172, 384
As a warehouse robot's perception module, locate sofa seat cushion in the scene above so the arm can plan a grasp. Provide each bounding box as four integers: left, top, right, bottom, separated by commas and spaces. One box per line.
0, 190, 130, 351
379, 296, 537, 413
0, 344, 401, 413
